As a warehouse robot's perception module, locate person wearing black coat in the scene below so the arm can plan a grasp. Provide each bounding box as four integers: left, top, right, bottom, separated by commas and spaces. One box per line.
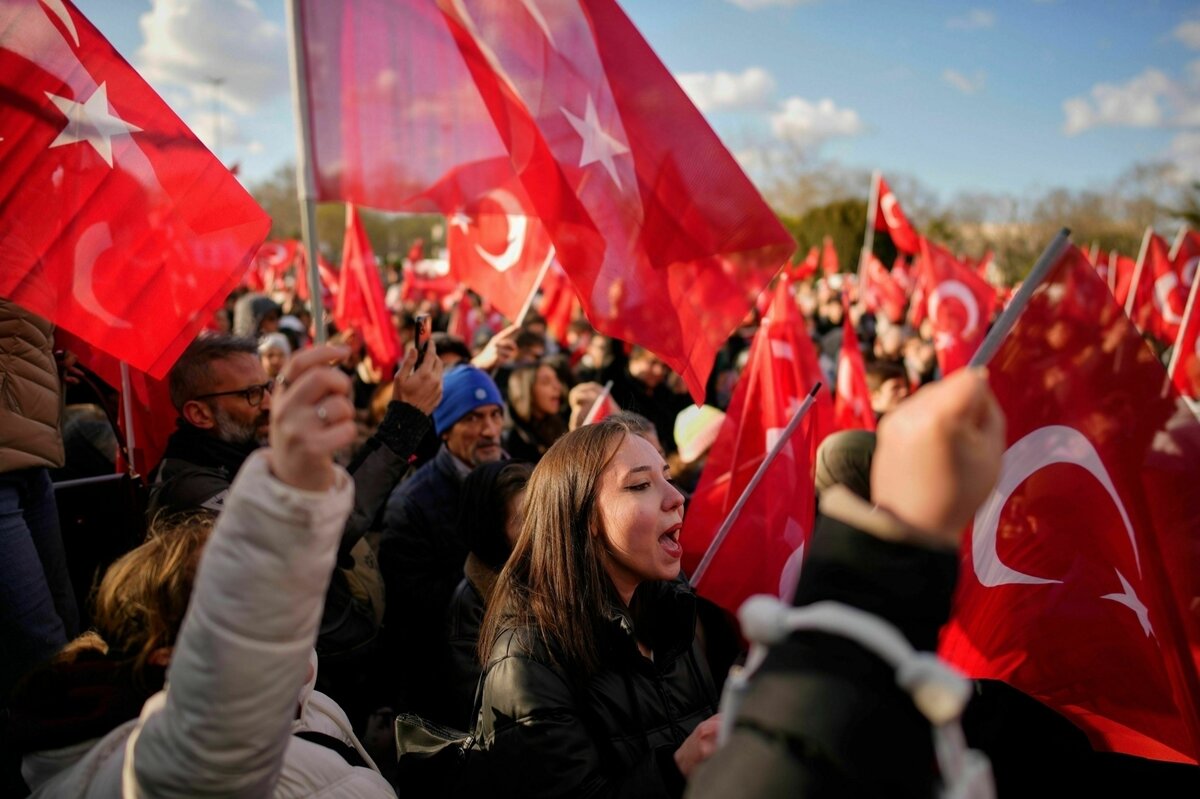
472, 418, 722, 798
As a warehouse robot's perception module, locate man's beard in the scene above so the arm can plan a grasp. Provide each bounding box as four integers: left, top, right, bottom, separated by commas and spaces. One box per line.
212, 405, 267, 447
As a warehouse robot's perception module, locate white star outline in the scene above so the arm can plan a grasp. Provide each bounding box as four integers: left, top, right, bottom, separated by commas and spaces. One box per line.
448, 210, 472, 235
1101, 568, 1154, 639
45, 82, 142, 168
561, 94, 630, 189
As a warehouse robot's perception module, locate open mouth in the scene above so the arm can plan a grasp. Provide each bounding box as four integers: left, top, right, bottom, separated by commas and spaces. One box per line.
659, 524, 683, 559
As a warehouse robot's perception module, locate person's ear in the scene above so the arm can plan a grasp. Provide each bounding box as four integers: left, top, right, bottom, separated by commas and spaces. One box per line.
182, 399, 216, 430
147, 646, 173, 667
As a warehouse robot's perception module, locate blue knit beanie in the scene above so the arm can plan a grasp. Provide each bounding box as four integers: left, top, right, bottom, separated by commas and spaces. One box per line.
434, 365, 504, 435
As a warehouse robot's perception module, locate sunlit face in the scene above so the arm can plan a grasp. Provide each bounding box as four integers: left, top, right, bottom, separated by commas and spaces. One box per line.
596, 434, 686, 605
630, 354, 668, 389
531, 365, 563, 417
444, 404, 504, 467
261, 346, 287, 379
870, 376, 911, 416
205, 353, 272, 443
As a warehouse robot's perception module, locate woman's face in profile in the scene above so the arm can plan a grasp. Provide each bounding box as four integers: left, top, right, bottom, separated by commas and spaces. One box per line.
595, 434, 686, 603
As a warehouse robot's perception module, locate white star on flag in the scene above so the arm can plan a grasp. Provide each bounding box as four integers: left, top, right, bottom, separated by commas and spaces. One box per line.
46, 82, 142, 168
1101, 569, 1154, 638
769, 340, 795, 362
561, 94, 629, 189
449, 210, 472, 235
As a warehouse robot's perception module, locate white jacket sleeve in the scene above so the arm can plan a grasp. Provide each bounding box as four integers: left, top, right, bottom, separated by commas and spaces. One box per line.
123, 450, 355, 798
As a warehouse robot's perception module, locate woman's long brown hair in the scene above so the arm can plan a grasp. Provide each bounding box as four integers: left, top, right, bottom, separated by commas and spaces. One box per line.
478, 417, 635, 676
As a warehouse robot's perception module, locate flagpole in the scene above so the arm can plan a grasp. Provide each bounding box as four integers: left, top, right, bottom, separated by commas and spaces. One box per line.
1087, 240, 1099, 265
689, 383, 821, 589
119, 362, 139, 478
514, 250, 555, 326
1107, 250, 1117, 293
1124, 227, 1153, 319
581, 380, 613, 426
969, 228, 1071, 369
1169, 224, 1189, 261
858, 170, 880, 281
285, 0, 326, 345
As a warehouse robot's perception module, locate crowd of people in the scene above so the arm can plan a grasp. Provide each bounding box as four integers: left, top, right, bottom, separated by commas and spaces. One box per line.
1, 264, 1196, 797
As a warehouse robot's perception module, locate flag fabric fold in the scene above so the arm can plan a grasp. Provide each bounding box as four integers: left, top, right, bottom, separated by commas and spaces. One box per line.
336, 205, 403, 375
917, 237, 996, 375
873, 174, 920, 255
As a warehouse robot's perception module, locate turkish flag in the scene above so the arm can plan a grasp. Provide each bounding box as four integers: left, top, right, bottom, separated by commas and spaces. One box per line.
892, 254, 913, 296
918, 237, 996, 374
820, 235, 839, 277
861, 254, 906, 324
1110, 251, 1135, 309
682, 279, 829, 616
1168, 277, 1200, 400
0, 0, 269, 379
941, 243, 1200, 764
336, 205, 402, 375
295, 247, 340, 311
446, 179, 555, 323
874, 175, 920, 254
250, 240, 299, 294
834, 307, 876, 432
581, 381, 615, 425
795, 245, 819, 281
297, 0, 794, 403
1137, 232, 1190, 342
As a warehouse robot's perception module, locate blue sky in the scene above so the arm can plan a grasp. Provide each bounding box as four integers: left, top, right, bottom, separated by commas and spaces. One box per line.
75, 0, 1200, 204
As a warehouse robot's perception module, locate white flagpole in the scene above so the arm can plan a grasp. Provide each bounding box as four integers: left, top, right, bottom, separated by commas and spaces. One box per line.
581, 380, 613, 426
1169, 225, 1189, 261
969, 229, 1071, 369
858, 170, 880, 281
689, 383, 821, 589
1124, 227, 1154, 320
285, 0, 326, 344
515, 249, 556, 326
1087, 240, 1099, 265
1107, 250, 1118, 294
119, 362, 139, 477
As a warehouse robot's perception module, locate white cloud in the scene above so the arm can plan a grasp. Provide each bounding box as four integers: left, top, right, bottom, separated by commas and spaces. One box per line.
946, 9, 995, 30
942, 68, 986, 95
770, 96, 862, 147
136, 0, 288, 115
1061, 68, 1172, 135
725, 0, 815, 9
1168, 131, 1200, 181
1174, 20, 1200, 50
676, 67, 776, 112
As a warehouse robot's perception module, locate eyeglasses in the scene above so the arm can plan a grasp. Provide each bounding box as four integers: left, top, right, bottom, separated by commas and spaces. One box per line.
193, 380, 274, 407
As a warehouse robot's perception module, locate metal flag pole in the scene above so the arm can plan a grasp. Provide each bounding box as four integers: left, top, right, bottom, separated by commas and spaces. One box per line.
581, 380, 614, 426
285, 0, 326, 344
515, 249, 556, 326
1124, 227, 1154, 321
858, 170, 880, 281
1164, 267, 1200, 399
969, 228, 1072, 369
118, 361, 139, 478
689, 383, 821, 589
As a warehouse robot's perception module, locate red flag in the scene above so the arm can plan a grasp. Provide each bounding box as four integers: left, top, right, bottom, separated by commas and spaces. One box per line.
941, 243, 1200, 764
446, 181, 555, 322
892, 254, 913, 296
682, 280, 830, 614
336, 205, 402, 374
295, 247, 339, 310
862, 254, 906, 324
795, 245, 819, 281
251, 240, 299, 294
537, 262, 579, 344
297, 0, 794, 402
1127, 232, 1173, 338
976, 249, 994, 281
1168, 276, 1200, 399
0, 0, 269, 378
919, 237, 996, 374
1111, 251, 1136, 309
833, 308, 876, 432
820, 235, 840, 277
873, 175, 920, 254
581, 381, 615, 426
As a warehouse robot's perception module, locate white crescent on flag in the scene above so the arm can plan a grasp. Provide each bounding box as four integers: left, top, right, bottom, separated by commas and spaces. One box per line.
473, 188, 527, 273
928, 279, 980, 338
73, 222, 131, 329
1154, 271, 1184, 325
880, 192, 904, 230
972, 425, 1140, 588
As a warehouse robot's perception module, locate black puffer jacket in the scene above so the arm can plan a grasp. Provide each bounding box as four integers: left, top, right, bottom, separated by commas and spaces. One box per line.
474, 579, 719, 799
